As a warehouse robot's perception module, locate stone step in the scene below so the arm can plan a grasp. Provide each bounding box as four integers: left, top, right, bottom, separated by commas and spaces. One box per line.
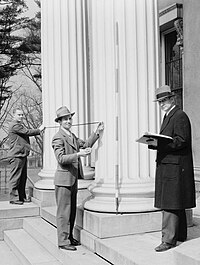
0, 201, 40, 240
23, 217, 110, 265
40, 204, 198, 265
41, 206, 56, 226
41, 205, 83, 241
4, 228, 62, 265
0, 201, 40, 219
82, 218, 200, 265
173, 237, 200, 265
81, 229, 177, 265
0, 241, 21, 265
38, 206, 176, 265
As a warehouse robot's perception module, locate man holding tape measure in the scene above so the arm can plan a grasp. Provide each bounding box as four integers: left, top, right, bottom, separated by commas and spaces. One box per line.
52, 106, 104, 251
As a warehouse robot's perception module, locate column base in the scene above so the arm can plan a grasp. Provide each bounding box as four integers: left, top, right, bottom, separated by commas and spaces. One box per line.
82, 166, 95, 180
77, 207, 193, 242
34, 168, 55, 190
84, 181, 156, 213
32, 179, 94, 207
32, 188, 55, 207
82, 209, 162, 239
84, 197, 157, 213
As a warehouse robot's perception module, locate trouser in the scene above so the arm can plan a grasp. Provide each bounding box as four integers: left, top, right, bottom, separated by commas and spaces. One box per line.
9, 157, 27, 201
162, 209, 187, 246
55, 182, 77, 247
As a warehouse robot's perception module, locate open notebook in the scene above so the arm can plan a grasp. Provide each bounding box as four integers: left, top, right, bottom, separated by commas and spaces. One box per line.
136, 132, 173, 146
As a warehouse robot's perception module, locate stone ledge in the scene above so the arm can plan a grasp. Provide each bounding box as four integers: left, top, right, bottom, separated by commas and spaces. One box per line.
83, 210, 162, 238
0, 218, 23, 240
0, 201, 40, 219
174, 237, 200, 265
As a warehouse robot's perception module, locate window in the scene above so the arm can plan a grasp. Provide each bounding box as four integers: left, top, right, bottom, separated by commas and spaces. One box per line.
165, 31, 183, 108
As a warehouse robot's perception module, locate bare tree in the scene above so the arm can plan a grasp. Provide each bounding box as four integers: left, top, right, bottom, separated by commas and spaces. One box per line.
0, 0, 29, 113
0, 0, 42, 154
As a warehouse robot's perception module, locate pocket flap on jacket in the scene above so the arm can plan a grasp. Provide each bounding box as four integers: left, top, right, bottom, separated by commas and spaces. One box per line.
161, 156, 180, 164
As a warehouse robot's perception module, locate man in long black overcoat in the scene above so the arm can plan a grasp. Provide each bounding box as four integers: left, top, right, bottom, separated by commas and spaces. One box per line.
149, 85, 196, 252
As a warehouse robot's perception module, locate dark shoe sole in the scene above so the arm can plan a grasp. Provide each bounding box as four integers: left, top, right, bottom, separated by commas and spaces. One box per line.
155, 243, 175, 252
59, 245, 77, 251
10, 201, 24, 205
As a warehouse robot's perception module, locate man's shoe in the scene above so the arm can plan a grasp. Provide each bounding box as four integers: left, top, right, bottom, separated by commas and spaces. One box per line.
69, 237, 81, 246
59, 245, 77, 251
23, 198, 31, 203
10, 200, 24, 205
155, 242, 175, 252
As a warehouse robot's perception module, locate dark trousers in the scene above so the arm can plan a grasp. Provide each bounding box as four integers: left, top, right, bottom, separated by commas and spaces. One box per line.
9, 157, 27, 201
162, 209, 187, 245
55, 182, 77, 247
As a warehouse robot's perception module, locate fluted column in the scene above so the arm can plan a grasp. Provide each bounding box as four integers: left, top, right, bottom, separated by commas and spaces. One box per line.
35, 0, 92, 190
84, 0, 160, 212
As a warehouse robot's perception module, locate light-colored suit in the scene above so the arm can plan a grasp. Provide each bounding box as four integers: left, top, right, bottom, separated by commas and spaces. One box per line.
52, 128, 99, 246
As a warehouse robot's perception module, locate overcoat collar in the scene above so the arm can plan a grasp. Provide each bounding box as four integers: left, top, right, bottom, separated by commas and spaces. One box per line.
59, 128, 78, 150
160, 105, 180, 133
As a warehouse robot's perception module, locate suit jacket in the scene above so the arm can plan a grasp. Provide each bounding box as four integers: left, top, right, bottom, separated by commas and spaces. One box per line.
154, 105, 196, 209
8, 120, 41, 158
52, 128, 99, 186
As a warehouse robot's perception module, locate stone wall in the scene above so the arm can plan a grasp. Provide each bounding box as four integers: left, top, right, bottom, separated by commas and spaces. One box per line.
183, 0, 200, 182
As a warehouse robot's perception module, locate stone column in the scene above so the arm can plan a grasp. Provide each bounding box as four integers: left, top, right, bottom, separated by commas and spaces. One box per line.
84, 0, 160, 213
34, 0, 93, 202
183, 0, 200, 186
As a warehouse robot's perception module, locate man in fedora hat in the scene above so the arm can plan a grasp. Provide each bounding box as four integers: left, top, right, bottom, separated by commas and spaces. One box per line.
149, 85, 196, 252
52, 106, 104, 251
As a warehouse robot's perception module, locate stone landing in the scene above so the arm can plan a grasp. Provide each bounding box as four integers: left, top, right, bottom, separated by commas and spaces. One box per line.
0, 201, 40, 240
1, 199, 200, 265
40, 204, 197, 265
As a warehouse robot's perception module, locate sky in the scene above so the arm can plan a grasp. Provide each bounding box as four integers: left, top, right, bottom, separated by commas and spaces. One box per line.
24, 0, 39, 18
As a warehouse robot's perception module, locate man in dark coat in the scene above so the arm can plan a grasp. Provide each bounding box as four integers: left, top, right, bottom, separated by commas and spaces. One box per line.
8, 108, 44, 205
149, 85, 196, 252
52, 106, 104, 251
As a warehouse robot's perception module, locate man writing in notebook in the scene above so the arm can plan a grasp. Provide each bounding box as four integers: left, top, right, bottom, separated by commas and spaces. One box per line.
149, 85, 196, 252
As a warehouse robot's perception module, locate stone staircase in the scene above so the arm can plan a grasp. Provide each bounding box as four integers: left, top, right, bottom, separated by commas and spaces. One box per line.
1, 199, 200, 265
0, 201, 109, 265
4, 217, 109, 265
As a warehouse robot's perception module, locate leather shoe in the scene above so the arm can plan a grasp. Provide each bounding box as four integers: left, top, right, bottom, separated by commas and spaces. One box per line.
69, 237, 81, 246
155, 242, 175, 252
23, 198, 31, 203
10, 200, 24, 205
59, 245, 77, 251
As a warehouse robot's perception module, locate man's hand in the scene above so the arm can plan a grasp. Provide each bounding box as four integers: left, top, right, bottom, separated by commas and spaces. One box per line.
39, 124, 45, 132
95, 122, 104, 135
77, 147, 92, 158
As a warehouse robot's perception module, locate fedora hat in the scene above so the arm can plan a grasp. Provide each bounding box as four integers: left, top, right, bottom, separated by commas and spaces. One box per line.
55, 106, 75, 122
154, 85, 175, 102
